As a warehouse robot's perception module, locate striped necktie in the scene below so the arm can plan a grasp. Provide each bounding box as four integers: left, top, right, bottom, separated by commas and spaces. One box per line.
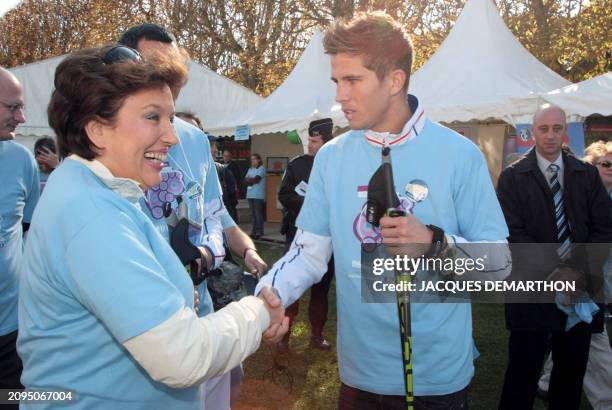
548, 164, 571, 260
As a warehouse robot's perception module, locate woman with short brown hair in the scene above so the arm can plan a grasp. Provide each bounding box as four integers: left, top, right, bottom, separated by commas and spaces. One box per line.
17, 45, 282, 410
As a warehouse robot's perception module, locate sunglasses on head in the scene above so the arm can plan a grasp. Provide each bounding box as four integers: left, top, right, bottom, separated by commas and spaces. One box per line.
597, 160, 611, 168
103, 45, 142, 64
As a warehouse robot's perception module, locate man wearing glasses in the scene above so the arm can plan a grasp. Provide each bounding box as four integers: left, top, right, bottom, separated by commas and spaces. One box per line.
587, 141, 612, 197
0, 67, 39, 403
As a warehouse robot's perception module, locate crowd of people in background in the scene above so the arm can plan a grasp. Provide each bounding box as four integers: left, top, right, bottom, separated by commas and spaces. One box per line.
0, 12, 610, 410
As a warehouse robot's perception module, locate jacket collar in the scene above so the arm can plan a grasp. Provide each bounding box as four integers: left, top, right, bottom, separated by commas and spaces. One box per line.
69, 155, 144, 204
514, 148, 588, 208
515, 147, 588, 174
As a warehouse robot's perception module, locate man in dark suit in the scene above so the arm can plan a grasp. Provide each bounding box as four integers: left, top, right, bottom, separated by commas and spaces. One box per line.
497, 104, 612, 409
223, 150, 242, 190
277, 118, 335, 352
213, 145, 239, 222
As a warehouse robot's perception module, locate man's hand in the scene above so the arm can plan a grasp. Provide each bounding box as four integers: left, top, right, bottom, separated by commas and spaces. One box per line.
244, 248, 267, 278
258, 286, 289, 344
547, 266, 587, 306
36, 147, 59, 169
380, 214, 433, 257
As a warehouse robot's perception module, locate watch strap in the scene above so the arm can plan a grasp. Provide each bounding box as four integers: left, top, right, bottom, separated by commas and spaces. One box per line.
426, 224, 445, 258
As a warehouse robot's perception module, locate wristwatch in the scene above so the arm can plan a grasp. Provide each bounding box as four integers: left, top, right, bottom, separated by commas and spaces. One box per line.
425, 224, 445, 258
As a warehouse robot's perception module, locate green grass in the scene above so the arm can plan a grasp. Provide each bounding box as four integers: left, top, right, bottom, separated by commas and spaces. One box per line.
235, 242, 595, 409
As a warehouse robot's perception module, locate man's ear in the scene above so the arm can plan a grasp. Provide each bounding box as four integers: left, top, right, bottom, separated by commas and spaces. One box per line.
84, 118, 107, 150
389, 68, 407, 96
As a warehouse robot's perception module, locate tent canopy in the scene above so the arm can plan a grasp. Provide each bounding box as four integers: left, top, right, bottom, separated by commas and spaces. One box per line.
11, 55, 64, 137
209, 28, 348, 141
494, 72, 612, 124
9, 55, 262, 138
543, 72, 612, 117
409, 0, 571, 124
217, 0, 575, 139
176, 64, 263, 134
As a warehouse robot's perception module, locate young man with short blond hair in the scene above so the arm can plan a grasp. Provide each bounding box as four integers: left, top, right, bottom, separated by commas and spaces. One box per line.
257, 12, 511, 408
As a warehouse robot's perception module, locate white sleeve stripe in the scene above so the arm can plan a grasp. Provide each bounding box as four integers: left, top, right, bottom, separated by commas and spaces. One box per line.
200, 197, 225, 268
272, 241, 303, 288
208, 198, 224, 216
256, 229, 332, 307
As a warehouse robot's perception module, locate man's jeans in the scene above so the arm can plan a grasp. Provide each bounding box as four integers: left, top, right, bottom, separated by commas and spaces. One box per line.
248, 198, 264, 236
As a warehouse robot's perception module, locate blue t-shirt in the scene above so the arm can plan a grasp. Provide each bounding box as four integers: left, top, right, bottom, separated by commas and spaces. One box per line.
297, 115, 508, 396
38, 171, 51, 193
0, 141, 39, 335
141, 118, 225, 317
245, 166, 265, 200
18, 158, 199, 410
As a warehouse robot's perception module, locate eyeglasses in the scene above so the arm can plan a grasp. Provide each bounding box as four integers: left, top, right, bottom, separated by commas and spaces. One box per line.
597, 160, 611, 169
0, 101, 25, 114
103, 45, 142, 65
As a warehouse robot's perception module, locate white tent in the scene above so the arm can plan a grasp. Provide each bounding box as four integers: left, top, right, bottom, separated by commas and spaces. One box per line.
9, 55, 262, 142
542, 72, 612, 117
10, 55, 64, 138
176, 64, 263, 134
209, 28, 348, 145
218, 0, 574, 142
409, 0, 571, 124
499, 72, 612, 124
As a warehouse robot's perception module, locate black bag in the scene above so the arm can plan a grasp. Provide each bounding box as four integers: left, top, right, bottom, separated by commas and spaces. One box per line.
206, 243, 258, 311
207, 260, 247, 311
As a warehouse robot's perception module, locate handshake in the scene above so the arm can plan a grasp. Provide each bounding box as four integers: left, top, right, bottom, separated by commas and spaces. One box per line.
258, 286, 290, 344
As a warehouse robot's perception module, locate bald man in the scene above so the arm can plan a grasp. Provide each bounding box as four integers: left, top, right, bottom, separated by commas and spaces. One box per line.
0, 67, 39, 398
497, 104, 612, 409
0, 68, 25, 141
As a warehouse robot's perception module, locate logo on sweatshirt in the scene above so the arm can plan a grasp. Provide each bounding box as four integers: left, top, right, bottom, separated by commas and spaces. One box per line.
353, 180, 430, 244
144, 169, 185, 219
